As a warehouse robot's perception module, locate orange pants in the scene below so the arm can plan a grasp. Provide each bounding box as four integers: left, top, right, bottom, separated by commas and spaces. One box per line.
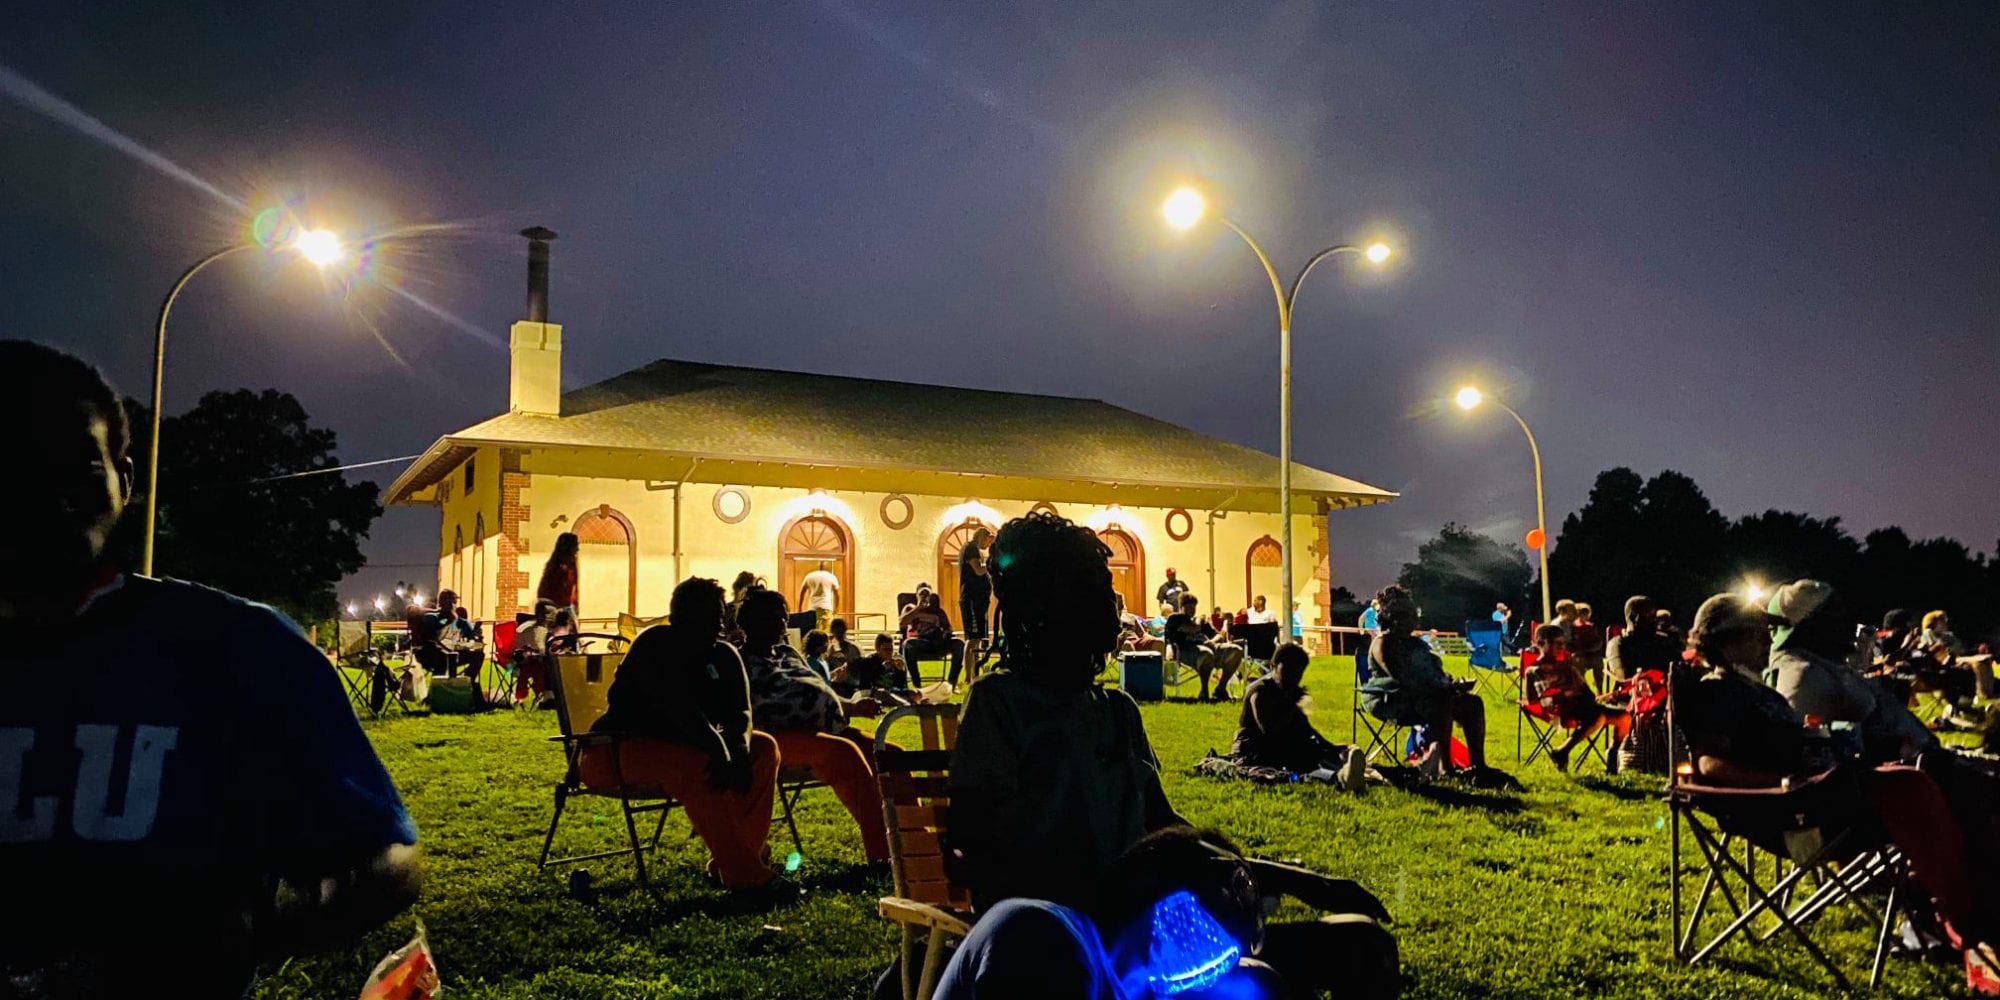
772, 729, 890, 862
579, 733, 781, 888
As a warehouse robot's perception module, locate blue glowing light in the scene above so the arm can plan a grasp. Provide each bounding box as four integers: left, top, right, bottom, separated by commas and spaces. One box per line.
785, 851, 803, 873
1145, 890, 1242, 995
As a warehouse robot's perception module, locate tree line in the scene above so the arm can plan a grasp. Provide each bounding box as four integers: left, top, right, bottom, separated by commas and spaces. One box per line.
1395, 467, 1999, 642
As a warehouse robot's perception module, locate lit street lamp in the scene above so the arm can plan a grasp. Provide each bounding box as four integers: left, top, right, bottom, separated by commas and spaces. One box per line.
1455, 386, 1551, 624
141, 225, 344, 575
1164, 186, 1391, 640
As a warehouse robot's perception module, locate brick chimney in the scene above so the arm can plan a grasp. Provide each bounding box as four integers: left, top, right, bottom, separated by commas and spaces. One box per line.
509, 226, 561, 416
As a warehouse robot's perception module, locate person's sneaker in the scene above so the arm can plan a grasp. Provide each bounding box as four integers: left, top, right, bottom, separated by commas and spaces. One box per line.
1548, 746, 1571, 773
1336, 748, 1368, 794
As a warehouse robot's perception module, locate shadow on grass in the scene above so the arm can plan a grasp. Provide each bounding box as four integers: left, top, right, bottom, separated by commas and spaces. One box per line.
1575, 775, 1667, 802
1378, 769, 1527, 814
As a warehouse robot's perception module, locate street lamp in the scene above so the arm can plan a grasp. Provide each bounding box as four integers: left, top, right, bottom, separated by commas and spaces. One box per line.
1163, 186, 1391, 640
1455, 386, 1551, 624
141, 226, 344, 576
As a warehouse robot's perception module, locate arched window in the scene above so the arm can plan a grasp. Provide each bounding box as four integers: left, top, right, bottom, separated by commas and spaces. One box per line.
1097, 528, 1146, 616
470, 514, 486, 618
572, 505, 637, 620
451, 526, 465, 601
937, 519, 993, 623
777, 514, 854, 616
1245, 535, 1283, 609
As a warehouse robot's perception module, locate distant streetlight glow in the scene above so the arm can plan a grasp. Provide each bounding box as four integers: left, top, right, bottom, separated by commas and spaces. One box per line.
1745, 580, 1768, 604
1454, 386, 1484, 411
372, 596, 386, 613
1162, 187, 1207, 231
345, 601, 358, 617
1365, 242, 1392, 265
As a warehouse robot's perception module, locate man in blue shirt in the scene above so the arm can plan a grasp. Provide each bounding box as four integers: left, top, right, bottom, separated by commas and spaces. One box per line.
0, 341, 420, 996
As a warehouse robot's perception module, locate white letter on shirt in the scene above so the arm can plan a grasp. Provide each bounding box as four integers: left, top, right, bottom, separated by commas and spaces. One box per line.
71, 724, 179, 842
0, 729, 57, 842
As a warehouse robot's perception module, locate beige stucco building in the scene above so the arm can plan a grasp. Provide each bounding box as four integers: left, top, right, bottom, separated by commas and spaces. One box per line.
384, 234, 1395, 635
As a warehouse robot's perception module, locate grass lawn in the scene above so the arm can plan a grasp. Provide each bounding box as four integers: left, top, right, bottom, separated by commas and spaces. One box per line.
256, 656, 1966, 999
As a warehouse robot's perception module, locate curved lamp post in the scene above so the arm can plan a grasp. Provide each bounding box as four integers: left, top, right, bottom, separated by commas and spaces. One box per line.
142, 228, 345, 575
1164, 187, 1390, 640
1454, 386, 1550, 625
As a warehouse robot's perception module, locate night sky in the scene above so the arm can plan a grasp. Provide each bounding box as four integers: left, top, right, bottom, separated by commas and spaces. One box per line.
5, 3, 1996, 608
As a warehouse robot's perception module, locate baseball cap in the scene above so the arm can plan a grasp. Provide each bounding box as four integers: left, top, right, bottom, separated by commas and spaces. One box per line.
1767, 579, 1833, 650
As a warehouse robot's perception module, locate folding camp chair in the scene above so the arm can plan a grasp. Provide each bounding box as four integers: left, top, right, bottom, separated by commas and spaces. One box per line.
538, 645, 678, 891
333, 620, 404, 718
1462, 620, 1516, 701
1518, 699, 1610, 773
875, 704, 973, 1000
1669, 769, 1909, 989
1228, 622, 1281, 698
1350, 650, 1407, 763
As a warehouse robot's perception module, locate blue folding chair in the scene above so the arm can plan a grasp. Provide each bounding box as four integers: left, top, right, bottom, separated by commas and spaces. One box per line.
1463, 620, 1516, 701
1350, 650, 1406, 763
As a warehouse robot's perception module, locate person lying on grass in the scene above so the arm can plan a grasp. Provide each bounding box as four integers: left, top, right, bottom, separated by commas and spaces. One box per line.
0, 340, 420, 997
590, 576, 799, 902
1360, 584, 1514, 787
1223, 641, 1368, 790
946, 510, 1398, 999
1525, 625, 1630, 773
1679, 592, 2000, 994
736, 587, 892, 866
936, 825, 1394, 1000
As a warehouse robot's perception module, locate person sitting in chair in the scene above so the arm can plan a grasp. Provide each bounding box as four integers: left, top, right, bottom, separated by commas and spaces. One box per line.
1244, 595, 1278, 626
1117, 593, 1165, 654
826, 616, 864, 673
737, 587, 891, 865
1525, 625, 1629, 773
1606, 595, 1679, 684
832, 632, 913, 704
1764, 580, 1937, 766
510, 598, 563, 706
1679, 593, 2000, 993
947, 511, 1398, 1000
1361, 585, 1512, 787
1166, 593, 1244, 703
588, 577, 797, 901
900, 589, 963, 686
1229, 642, 1368, 790
412, 590, 485, 681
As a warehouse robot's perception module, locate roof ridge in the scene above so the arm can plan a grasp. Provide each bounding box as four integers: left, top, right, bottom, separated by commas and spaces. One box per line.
575, 357, 1108, 407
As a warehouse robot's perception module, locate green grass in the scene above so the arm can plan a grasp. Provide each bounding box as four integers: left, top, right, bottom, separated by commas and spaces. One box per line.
259, 657, 1966, 999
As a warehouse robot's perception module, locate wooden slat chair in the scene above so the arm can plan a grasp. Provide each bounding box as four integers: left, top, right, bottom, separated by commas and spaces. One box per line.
537, 642, 678, 891
875, 704, 972, 1000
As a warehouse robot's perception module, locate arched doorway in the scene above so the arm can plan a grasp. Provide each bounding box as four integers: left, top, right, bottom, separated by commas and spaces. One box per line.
572, 505, 637, 621
1097, 528, 1146, 616
938, 519, 994, 627
1245, 535, 1283, 610
470, 514, 486, 618
777, 514, 853, 616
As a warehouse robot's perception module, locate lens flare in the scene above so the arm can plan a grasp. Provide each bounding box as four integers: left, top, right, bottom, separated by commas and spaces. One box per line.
1162, 188, 1206, 231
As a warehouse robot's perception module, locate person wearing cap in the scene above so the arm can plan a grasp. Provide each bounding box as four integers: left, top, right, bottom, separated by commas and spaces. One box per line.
1682, 592, 2000, 992
1156, 568, 1190, 618
1764, 580, 1937, 765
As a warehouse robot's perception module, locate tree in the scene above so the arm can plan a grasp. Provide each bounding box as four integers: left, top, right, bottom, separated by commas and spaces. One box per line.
1397, 523, 1533, 631
123, 389, 381, 624
1546, 468, 1728, 622
1545, 468, 1647, 621
1726, 511, 1862, 592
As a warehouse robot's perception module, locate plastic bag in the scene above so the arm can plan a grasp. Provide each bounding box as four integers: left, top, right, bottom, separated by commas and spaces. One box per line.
358, 923, 439, 1000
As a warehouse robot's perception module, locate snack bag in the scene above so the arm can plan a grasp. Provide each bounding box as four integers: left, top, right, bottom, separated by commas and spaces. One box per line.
358, 924, 439, 1000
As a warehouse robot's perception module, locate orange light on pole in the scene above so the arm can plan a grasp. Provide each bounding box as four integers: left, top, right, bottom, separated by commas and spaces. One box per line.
1525, 528, 1546, 550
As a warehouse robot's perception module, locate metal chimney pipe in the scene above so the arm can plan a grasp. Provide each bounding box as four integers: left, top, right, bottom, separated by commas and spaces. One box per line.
521, 226, 556, 322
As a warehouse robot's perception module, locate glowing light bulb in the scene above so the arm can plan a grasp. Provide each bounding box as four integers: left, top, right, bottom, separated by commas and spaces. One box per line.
294, 229, 344, 268
1365, 242, 1392, 264
1162, 188, 1206, 231
1454, 387, 1484, 411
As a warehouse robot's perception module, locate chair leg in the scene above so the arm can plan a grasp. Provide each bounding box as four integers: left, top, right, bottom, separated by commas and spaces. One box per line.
649, 801, 672, 849
1872, 880, 1900, 988
917, 925, 950, 1000
539, 785, 569, 868
623, 798, 654, 892
900, 925, 918, 1000
777, 784, 806, 857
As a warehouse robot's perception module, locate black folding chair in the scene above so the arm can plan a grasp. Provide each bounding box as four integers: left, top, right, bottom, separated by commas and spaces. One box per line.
1350, 651, 1407, 763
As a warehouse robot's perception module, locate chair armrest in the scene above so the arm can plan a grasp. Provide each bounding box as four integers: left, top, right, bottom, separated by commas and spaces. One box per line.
549, 731, 627, 749
879, 897, 974, 935
1671, 766, 1842, 800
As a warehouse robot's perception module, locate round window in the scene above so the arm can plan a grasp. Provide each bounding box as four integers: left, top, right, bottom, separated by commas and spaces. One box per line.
713, 486, 751, 524
880, 493, 914, 530
1165, 508, 1194, 542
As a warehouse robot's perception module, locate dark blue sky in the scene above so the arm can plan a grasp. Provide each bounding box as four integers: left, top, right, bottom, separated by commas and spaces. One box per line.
4, 2, 1996, 606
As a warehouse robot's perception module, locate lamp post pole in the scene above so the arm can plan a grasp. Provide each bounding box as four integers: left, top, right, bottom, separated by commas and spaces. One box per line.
1492, 398, 1551, 625
142, 243, 257, 577
1215, 220, 1373, 641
